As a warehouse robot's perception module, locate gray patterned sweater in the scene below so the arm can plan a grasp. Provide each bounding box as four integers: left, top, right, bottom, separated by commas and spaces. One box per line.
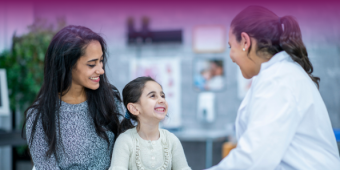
26, 100, 122, 170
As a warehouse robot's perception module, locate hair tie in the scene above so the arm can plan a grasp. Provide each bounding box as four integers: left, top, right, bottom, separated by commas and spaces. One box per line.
125, 110, 131, 119
278, 17, 284, 32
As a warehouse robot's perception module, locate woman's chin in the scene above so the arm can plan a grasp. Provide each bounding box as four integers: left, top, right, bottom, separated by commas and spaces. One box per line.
85, 84, 100, 90
242, 72, 253, 79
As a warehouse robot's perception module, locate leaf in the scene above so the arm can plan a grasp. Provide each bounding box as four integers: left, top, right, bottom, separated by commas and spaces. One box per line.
0, 18, 65, 114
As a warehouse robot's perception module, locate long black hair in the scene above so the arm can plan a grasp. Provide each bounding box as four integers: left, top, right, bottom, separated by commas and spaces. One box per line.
22, 25, 122, 158
231, 6, 320, 88
120, 76, 157, 133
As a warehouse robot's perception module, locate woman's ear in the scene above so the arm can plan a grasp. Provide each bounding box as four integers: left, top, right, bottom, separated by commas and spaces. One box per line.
127, 103, 139, 116
241, 32, 251, 51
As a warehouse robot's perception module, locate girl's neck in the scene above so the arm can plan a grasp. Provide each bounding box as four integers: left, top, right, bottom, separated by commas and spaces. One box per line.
61, 83, 86, 104
137, 123, 160, 141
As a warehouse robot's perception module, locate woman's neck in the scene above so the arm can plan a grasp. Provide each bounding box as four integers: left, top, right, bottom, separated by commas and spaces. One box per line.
61, 83, 86, 104
137, 122, 160, 141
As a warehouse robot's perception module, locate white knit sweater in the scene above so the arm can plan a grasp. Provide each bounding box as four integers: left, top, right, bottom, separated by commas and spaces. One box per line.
109, 127, 191, 170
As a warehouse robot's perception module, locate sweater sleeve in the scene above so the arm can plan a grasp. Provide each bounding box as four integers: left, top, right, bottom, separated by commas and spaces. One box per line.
26, 109, 60, 170
109, 133, 132, 170
168, 132, 191, 170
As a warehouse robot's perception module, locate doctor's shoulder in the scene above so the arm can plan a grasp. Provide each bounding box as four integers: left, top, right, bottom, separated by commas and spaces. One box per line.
276, 60, 318, 90
260, 59, 312, 86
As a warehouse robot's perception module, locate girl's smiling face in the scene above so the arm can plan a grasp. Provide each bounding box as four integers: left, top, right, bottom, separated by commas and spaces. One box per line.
135, 81, 168, 122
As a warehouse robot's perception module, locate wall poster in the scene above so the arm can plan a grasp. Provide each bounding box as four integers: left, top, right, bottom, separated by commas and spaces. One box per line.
193, 58, 225, 91
0, 69, 10, 116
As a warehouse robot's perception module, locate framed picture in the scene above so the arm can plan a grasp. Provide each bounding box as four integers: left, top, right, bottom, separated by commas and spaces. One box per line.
130, 57, 181, 129
0, 69, 10, 116
193, 58, 225, 91
193, 25, 226, 53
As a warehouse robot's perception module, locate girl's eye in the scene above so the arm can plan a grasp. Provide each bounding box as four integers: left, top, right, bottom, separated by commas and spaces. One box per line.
162, 95, 166, 98
88, 64, 95, 68
100, 60, 104, 63
150, 94, 155, 98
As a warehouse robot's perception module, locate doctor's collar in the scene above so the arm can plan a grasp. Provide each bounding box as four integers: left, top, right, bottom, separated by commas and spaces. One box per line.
259, 51, 290, 72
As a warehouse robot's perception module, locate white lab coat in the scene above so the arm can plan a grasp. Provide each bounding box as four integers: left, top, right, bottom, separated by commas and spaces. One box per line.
208, 51, 340, 170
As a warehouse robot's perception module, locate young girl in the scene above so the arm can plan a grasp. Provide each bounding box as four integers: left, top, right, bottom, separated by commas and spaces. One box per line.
109, 77, 191, 170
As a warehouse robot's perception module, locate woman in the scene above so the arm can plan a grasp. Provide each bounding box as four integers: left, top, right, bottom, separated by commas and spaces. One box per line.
23, 25, 123, 169
208, 6, 340, 170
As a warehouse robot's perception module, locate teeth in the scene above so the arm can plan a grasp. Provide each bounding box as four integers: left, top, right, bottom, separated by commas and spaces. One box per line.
90, 77, 99, 80
156, 108, 164, 111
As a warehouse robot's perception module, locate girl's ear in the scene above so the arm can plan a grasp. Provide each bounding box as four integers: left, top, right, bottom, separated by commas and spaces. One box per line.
127, 103, 139, 116
241, 32, 251, 51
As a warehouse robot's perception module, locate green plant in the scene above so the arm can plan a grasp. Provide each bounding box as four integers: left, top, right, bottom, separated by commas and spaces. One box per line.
0, 18, 65, 116
0, 18, 66, 156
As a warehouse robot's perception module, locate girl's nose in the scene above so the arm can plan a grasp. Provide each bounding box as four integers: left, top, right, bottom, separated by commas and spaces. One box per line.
158, 97, 165, 103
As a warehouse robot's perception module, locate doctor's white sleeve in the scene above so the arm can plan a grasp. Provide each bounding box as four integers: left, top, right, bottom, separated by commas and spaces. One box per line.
207, 80, 302, 170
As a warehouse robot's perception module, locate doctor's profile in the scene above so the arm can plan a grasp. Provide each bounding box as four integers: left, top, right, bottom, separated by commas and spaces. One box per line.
207, 6, 340, 170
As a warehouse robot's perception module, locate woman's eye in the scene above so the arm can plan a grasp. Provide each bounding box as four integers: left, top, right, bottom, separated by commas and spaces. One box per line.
162, 95, 165, 98
88, 64, 95, 68
228, 46, 231, 49
150, 95, 155, 98
100, 60, 104, 63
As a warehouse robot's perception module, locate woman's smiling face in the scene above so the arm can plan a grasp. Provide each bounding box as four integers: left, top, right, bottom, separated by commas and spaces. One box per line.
136, 81, 168, 122
71, 40, 105, 90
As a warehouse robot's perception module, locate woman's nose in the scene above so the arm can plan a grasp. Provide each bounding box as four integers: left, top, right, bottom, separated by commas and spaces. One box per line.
96, 66, 105, 75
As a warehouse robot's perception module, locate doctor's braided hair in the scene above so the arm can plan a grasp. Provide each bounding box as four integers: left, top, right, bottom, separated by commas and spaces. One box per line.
231, 6, 320, 88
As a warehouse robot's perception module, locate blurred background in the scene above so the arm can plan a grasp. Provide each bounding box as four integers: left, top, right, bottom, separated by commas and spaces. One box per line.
0, 0, 340, 169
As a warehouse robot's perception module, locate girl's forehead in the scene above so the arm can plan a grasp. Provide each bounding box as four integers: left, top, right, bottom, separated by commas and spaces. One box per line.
143, 81, 163, 92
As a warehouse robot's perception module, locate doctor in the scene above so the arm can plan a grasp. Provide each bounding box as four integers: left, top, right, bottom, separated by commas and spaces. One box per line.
208, 6, 340, 170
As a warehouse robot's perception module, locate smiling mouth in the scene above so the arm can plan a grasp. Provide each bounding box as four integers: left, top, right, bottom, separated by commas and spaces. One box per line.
90, 76, 100, 82
154, 107, 165, 112
90, 77, 99, 80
